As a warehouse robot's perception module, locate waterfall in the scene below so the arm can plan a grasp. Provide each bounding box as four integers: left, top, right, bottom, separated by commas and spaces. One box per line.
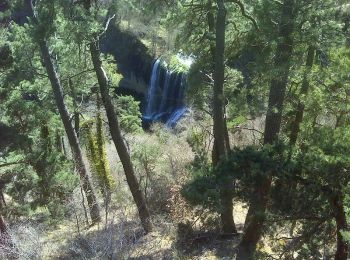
144, 59, 161, 117
143, 59, 188, 127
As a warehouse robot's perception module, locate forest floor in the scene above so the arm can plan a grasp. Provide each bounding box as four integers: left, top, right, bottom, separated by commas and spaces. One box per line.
3, 117, 260, 259
5, 200, 247, 259
35, 205, 246, 260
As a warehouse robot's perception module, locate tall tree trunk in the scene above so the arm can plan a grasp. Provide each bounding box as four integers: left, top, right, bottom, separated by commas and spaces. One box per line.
206, 0, 216, 63
32, 27, 101, 223
89, 40, 153, 233
95, 97, 112, 204
276, 46, 315, 222
329, 129, 348, 260
331, 193, 348, 260
237, 0, 296, 258
289, 46, 315, 146
30, 0, 100, 224
32, 124, 51, 205
212, 0, 237, 234
38, 39, 101, 224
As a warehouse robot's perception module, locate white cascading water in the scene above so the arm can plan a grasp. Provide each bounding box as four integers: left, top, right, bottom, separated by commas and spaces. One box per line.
144, 59, 161, 117
158, 70, 171, 113
143, 58, 189, 127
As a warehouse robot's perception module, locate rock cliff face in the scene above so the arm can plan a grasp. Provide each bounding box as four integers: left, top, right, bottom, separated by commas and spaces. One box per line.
101, 24, 154, 100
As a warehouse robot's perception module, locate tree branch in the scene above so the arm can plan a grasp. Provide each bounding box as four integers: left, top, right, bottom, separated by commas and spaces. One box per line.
99, 14, 116, 37
233, 126, 263, 135
0, 161, 27, 168
227, 0, 259, 31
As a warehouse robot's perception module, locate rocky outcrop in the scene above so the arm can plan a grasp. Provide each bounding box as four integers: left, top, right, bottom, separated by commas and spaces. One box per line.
101, 24, 154, 98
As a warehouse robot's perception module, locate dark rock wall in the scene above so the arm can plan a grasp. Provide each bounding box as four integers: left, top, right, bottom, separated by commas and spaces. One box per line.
101, 24, 154, 98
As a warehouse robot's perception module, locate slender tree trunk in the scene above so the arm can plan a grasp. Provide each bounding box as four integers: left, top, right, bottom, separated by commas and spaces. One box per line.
89, 40, 153, 233
69, 79, 80, 138
207, 0, 220, 169
40, 40, 101, 223
36, 39, 101, 224
276, 45, 315, 222
95, 97, 112, 204
329, 130, 348, 260
206, 0, 216, 63
331, 193, 348, 260
55, 130, 65, 155
289, 46, 315, 146
211, 0, 237, 234
61, 137, 67, 157
32, 124, 51, 205
237, 0, 296, 258
30, 0, 100, 224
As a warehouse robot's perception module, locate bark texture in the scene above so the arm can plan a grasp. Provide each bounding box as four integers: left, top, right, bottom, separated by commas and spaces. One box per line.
211, 0, 237, 234
89, 40, 152, 233
331, 193, 348, 260
37, 38, 101, 224
0, 189, 7, 235
289, 46, 315, 146
237, 0, 296, 258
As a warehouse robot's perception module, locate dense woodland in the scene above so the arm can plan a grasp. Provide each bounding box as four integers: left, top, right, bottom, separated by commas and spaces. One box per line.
0, 0, 350, 259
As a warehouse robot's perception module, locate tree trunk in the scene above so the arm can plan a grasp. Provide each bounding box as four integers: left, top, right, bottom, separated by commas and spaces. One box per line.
0, 189, 12, 251
212, 0, 237, 234
206, 0, 216, 63
37, 39, 101, 224
69, 79, 80, 138
0, 189, 7, 235
275, 46, 315, 224
289, 46, 315, 146
332, 193, 348, 260
89, 40, 153, 233
237, 0, 296, 258
0, 215, 7, 235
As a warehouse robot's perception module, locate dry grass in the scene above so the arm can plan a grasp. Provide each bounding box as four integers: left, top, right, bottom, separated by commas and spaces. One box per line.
0, 220, 43, 259
1, 114, 267, 260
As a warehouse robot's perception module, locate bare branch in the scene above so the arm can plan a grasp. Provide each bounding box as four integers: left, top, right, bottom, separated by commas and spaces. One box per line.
233, 126, 263, 135
0, 161, 27, 168
227, 0, 259, 31
99, 14, 116, 37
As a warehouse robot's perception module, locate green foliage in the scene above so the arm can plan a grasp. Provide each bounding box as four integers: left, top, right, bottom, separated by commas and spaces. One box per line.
102, 55, 123, 87
131, 138, 173, 214
115, 95, 143, 134
182, 142, 291, 210
186, 122, 212, 170
161, 53, 193, 73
